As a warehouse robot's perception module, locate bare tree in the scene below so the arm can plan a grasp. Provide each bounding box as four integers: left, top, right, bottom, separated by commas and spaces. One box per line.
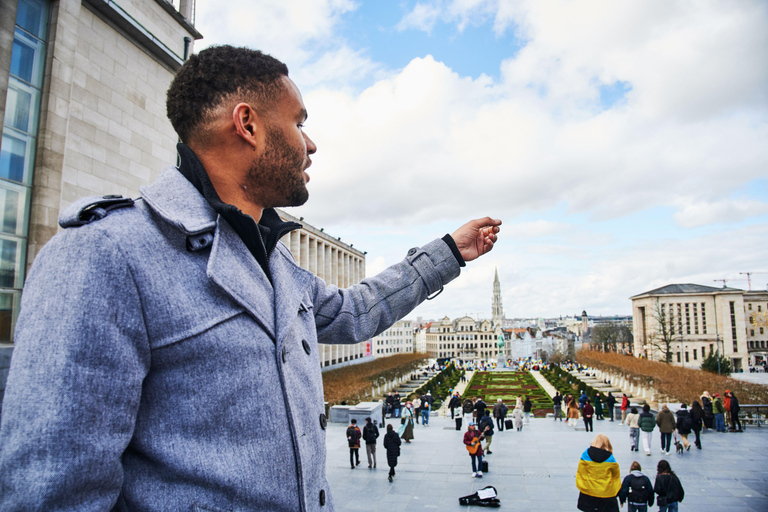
648, 301, 680, 363
589, 324, 634, 353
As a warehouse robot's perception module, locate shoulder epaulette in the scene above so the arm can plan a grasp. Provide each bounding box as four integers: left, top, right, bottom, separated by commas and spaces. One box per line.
59, 194, 135, 228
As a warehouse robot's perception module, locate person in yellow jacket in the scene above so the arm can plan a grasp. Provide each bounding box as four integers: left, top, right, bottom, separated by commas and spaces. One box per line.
576, 434, 621, 512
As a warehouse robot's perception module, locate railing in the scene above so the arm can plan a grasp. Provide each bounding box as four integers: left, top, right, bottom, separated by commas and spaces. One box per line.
740, 404, 767, 428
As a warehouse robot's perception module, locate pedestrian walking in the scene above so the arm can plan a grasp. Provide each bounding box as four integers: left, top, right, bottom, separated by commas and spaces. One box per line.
412, 396, 421, 424
382, 424, 401, 482
618, 461, 654, 512
655, 404, 676, 455
594, 392, 604, 420
620, 394, 629, 425
689, 401, 704, 449
583, 398, 594, 432
493, 398, 508, 431
474, 396, 487, 421
449, 392, 462, 420
567, 395, 581, 427
512, 404, 524, 431
576, 434, 621, 512
479, 411, 495, 454
627, 407, 640, 451
346, 419, 362, 469
675, 404, 692, 451
553, 391, 563, 421
398, 402, 415, 443
362, 417, 379, 469
392, 391, 402, 418
606, 392, 617, 422
653, 460, 684, 512
420, 394, 431, 426
638, 404, 655, 456
523, 396, 533, 424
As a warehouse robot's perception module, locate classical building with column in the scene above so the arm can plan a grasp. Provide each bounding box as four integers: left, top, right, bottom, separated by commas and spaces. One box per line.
630, 284, 751, 371
276, 209, 370, 369
370, 319, 414, 356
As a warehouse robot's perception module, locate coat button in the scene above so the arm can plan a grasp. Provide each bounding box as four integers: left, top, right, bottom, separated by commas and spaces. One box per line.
282, 346, 287, 363
302, 339, 311, 355
407, 247, 417, 256
320, 413, 327, 430
319, 489, 326, 506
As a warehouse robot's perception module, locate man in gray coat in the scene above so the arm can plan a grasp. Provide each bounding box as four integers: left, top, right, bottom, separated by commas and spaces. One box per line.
0, 45, 501, 511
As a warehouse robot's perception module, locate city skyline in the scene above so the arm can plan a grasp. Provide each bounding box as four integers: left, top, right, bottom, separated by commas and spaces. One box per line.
194, 0, 768, 319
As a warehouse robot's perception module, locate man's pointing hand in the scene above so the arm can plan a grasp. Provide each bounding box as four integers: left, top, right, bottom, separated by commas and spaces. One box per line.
452, 217, 502, 262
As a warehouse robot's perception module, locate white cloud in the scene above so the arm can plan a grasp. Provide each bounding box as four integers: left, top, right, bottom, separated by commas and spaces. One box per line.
673, 198, 768, 228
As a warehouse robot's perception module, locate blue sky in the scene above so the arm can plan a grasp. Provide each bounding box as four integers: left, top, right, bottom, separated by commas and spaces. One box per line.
195, 0, 768, 320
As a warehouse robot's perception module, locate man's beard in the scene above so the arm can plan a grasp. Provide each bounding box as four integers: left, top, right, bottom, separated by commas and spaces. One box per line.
245, 127, 308, 209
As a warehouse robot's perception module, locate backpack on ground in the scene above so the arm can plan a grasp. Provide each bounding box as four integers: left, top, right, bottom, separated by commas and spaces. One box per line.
628, 475, 650, 503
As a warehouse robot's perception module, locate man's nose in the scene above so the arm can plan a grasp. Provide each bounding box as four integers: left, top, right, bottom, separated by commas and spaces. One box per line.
305, 132, 317, 155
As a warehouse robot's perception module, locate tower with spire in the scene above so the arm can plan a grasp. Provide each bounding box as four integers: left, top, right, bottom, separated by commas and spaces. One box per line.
491, 267, 504, 328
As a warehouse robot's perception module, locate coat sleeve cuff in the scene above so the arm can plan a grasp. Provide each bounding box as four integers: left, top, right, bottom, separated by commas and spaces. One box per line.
406, 238, 462, 299
441, 234, 466, 267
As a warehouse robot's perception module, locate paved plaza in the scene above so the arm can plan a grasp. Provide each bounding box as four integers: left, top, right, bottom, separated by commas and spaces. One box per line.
325, 414, 768, 511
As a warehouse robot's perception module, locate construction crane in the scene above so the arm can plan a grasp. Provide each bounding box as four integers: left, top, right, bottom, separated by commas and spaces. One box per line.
740, 272, 768, 291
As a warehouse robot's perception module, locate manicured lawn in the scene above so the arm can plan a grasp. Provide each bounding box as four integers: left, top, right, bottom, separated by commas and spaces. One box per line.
463, 371, 553, 417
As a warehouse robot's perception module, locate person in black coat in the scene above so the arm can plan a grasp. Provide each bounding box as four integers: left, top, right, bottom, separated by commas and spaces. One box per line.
474, 397, 487, 421
675, 404, 692, 451
382, 423, 401, 482
606, 392, 617, 422
729, 391, 743, 432
689, 401, 704, 449
362, 417, 380, 468
449, 392, 462, 420
654, 460, 684, 510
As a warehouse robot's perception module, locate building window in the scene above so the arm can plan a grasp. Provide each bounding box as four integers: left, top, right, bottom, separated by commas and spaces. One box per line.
693, 303, 699, 335
759, 305, 762, 312
701, 303, 707, 334
748, 303, 752, 310
685, 303, 690, 335
762, 327, 765, 335
685, 352, 689, 363
676, 352, 681, 362
693, 349, 697, 360
752, 329, 756, 336
730, 301, 738, 352
0, 0, 49, 342
677, 304, 683, 335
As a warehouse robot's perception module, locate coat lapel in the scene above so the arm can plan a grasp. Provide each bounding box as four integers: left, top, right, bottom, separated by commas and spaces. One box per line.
270, 244, 314, 346
207, 219, 276, 340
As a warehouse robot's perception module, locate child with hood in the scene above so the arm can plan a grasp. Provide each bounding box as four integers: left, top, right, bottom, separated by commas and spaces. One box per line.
576, 434, 621, 512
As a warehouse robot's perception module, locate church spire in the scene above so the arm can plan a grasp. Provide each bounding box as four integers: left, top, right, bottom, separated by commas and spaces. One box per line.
492, 267, 504, 327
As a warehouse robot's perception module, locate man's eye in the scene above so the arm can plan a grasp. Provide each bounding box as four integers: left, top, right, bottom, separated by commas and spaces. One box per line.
298, 123, 305, 129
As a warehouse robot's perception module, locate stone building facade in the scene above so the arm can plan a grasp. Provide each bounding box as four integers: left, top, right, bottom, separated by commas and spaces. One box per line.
0, 0, 200, 342
371, 319, 413, 356
630, 284, 751, 371
422, 315, 507, 362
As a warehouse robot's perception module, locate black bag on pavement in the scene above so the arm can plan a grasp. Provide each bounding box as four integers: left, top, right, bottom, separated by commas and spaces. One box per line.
481, 460, 489, 473
459, 485, 500, 507
505, 419, 513, 429
456, 417, 463, 430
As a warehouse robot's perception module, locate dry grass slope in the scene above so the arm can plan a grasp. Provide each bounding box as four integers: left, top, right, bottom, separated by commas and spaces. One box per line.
322, 353, 429, 405
578, 349, 768, 405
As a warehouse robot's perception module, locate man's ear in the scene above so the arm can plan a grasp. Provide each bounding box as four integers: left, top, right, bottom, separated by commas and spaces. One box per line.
232, 102, 260, 149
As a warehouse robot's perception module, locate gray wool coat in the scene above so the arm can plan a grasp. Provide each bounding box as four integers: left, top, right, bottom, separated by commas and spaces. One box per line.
0, 167, 461, 511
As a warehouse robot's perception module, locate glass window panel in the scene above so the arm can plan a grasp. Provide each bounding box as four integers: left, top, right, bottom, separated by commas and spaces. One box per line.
10, 29, 45, 86
0, 238, 19, 288
0, 291, 20, 342
16, 0, 49, 40
4, 78, 40, 134
0, 130, 35, 184
0, 182, 29, 236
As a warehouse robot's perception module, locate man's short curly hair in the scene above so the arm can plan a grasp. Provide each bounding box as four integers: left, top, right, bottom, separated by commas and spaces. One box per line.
166, 45, 289, 144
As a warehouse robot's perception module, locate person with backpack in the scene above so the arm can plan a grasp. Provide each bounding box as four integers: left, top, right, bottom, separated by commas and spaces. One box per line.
479, 411, 495, 454
382, 424, 401, 482
449, 392, 462, 420
606, 392, 617, 421
618, 461, 654, 512
362, 417, 380, 469
523, 396, 533, 425
700, 391, 714, 430
675, 404, 693, 451
462, 397, 475, 430
655, 404, 676, 455
653, 460, 684, 512
346, 418, 362, 469
638, 404, 656, 456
